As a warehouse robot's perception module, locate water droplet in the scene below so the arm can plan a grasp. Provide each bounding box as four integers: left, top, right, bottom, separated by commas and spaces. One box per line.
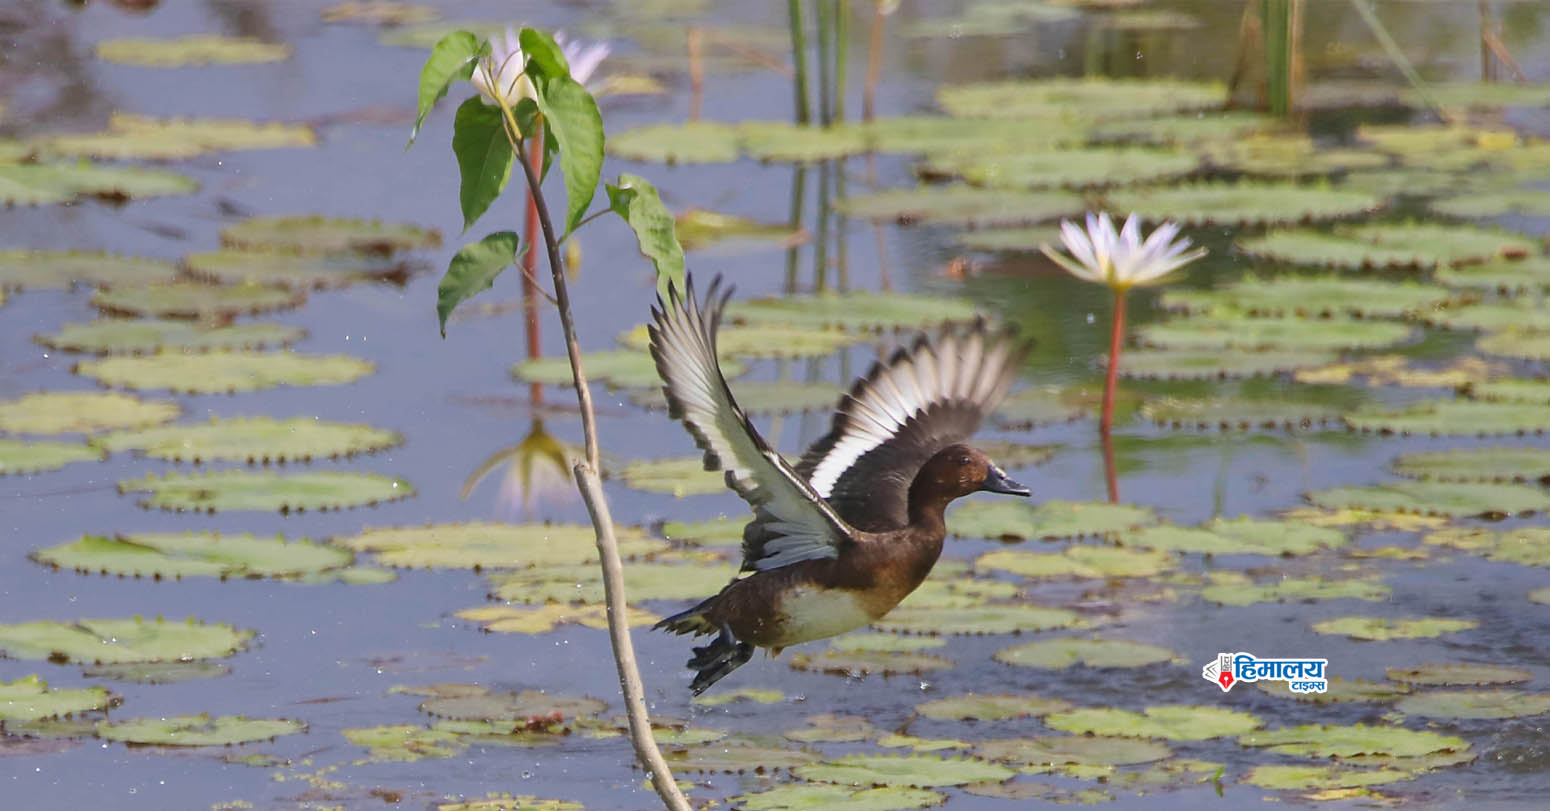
521, 770, 533, 779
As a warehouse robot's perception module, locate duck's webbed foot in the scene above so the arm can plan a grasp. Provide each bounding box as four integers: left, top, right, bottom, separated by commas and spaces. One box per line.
687, 623, 754, 696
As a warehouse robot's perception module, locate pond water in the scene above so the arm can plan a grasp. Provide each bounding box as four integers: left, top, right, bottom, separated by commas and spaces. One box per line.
2, 0, 1550, 808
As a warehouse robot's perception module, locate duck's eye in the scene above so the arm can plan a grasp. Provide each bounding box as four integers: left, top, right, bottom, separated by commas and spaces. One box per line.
957, 455, 972, 466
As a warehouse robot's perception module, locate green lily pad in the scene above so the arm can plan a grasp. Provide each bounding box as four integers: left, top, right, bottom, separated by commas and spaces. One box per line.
1308, 478, 1550, 517
829, 633, 945, 654
0, 251, 179, 291
334, 522, 665, 569
119, 470, 413, 513
1237, 223, 1535, 270
1139, 316, 1412, 352
1394, 690, 1550, 719
83, 661, 230, 684
938, 77, 1224, 121
487, 560, 737, 604
914, 694, 1074, 722
837, 186, 1084, 227
1121, 522, 1334, 556
664, 737, 819, 772
737, 122, 869, 163
789, 649, 955, 676
949, 499, 1156, 541
96, 35, 289, 66
631, 381, 836, 415
0, 617, 252, 664
77, 351, 375, 393
1470, 378, 1550, 404
1385, 663, 1532, 686
606, 122, 740, 164
1093, 111, 1280, 145
674, 209, 802, 253
1139, 396, 1345, 430
977, 736, 1172, 768
795, 753, 1015, 787
38, 114, 315, 160
98, 715, 304, 746
727, 290, 978, 331
1255, 677, 1411, 703
420, 689, 605, 722
864, 115, 1084, 155
1201, 576, 1388, 606
1311, 616, 1477, 641
33, 532, 355, 580
618, 456, 722, 497
0, 676, 114, 721
1430, 188, 1550, 219
691, 687, 783, 707
782, 713, 875, 743
992, 638, 1174, 670
872, 603, 1085, 635
1244, 764, 1412, 791
1436, 257, 1550, 293
0, 439, 103, 474
1405, 81, 1550, 110
928, 147, 1199, 190
92, 416, 400, 464
343, 723, 463, 760
512, 350, 744, 389
36, 319, 304, 355
1423, 299, 1550, 333
184, 249, 415, 290
220, 215, 441, 255
0, 391, 179, 435
955, 226, 1064, 253
1341, 166, 1499, 198
1117, 349, 1337, 380
1394, 447, 1550, 482
1532, 587, 1550, 604
455, 603, 658, 635
1105, 182, 1380, 227
976, 546, 1173, 579
1162, 275, 1450, 318
993, 388, 1088, 427
618, 322, 860, 359
91, 281, 304, 319
1044, 705, 1262, 741
1240, 723, 1467, 759
0, 162, 199, 205
1430, 527, 1550, 567
1346, 400, 1550, 437
740, 785, 942, 811
897, 570, 1020, 609
1479, 328, 1550, 361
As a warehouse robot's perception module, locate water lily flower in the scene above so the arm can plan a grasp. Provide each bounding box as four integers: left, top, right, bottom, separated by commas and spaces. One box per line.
1041, 212, 1205, 292
555, 32, 610, 88
471, 27, 534, 109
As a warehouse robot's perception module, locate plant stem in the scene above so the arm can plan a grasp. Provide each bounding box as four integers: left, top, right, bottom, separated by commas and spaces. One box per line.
1101, 287, 1126, 438
523, 132, 544, 404
515, 145, 689, 811
863, 0, 883, 123
687, 25, 705, 121
816, 0, 832, 127
833, 0, 847, 124
1101, 426, 1119, 504
788, 0, 811, 124
784, 165, 808, 294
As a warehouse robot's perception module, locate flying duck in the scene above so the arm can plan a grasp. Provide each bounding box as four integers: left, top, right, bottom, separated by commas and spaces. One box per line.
648, 276, 1032, 694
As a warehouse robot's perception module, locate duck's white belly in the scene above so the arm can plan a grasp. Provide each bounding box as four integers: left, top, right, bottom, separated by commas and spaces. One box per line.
773, 586, 876, 646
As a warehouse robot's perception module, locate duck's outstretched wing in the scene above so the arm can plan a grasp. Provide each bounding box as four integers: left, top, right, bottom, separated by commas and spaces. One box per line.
649, 275, 854, 572
796, 319, 1030, 531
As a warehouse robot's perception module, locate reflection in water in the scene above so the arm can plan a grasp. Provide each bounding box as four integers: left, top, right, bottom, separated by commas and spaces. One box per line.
461, 417, 579, 521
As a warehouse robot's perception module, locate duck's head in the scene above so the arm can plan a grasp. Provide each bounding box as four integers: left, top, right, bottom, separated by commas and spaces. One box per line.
912, 443, 1031, 503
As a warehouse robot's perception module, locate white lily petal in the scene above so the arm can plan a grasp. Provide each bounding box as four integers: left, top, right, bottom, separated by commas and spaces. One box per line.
1041, 244, 1105, 283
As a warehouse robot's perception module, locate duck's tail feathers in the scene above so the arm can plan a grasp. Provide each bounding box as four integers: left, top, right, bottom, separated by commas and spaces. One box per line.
652, 598, 718, 637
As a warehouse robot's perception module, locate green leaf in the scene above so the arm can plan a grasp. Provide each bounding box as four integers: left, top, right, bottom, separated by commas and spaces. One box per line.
518, 28, 569, 80
411, 31, 480, 147
99, 714, 305, 747
536, 76, 603, 234
451, 97, 513, 231
608, 174, 684, 295
437, 231, 518, 336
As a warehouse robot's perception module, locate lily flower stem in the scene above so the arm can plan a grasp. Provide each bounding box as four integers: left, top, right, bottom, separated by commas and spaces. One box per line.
1101, 287, 1127, 438
514, 141, 690, 811
522, 132, 545, 404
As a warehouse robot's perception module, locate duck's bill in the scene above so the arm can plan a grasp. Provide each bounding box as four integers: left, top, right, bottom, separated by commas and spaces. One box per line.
980, 466, 1031, 497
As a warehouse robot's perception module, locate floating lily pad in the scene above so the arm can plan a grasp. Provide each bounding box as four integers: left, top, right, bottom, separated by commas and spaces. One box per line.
420, 689, 605, 723
33, 532, 354, 580
184, 250, 414, 290
0, 162, 198, 205
487, 560, 737, 604
1237, 223, 1535, 270
1202, 134, 1389, 177
1122, 523, 1320, 556
1427, 527, 1550, 567
829, 633, 945, 654
1436, 257, 1550, 293
782, 713, 875, 743
1346, 400, 1550, 436
992, 388, 1088, 427
77, 351, 374, 393
992, 638, 1174, 670
1241, 723, 1466, 761
0, 391, 179, 435
1394, 447, 1550, 482
1479, 329, 1550, 361
0, 617, 252, 664
665, 737, 819, 773
1430, 188, 1550, 219
1423, 299, 1550, 333
1470, 378, 1550, 404
343, 723, 463, 760
929, 147, 1199, 190
513, 350, 744, 389
1307, 480, 1550, 517
96, 35, 289, 66
674, 209, 802, 253
915, 693, 1074, 722
38, 114, 315, 160
0, 251, 179, 291
606, 122, 740, 164
83, 661, 231, 684
837, 186, 1084, 227
939, 77, 1224, 121
789, 649, 954, 676
954, 226, 1064, 253
0, 676, 114, 721
976, 546, 1173, 579
872, 603, 1084, 635
1203, 516, 1349, 554
864, 115, 1084, 155
727, 290, 978, 331
119, 470, 413, 513
37, 319, 304, 355
1244, 764, 1412, 791
90, 281, 304, 319
1117, 349, 1336, 379
1256, 677, 1411, 703
1105, 182, 1380, 227
738, 785, 944, 811
619, 322, 860, 359
1386, 663, 1532, 686
1044, 705, 1261, 741
691, 687, 783, 707
0, 439, 103, 474
98, 715, 304, 746
1201, 576, 1388, 606
1394, 690, 1550, 720
220, 215, 440, 255
1139, 396, 1345, 430
455, 603, 658, 634
977, 736, 1173, 768
334, 522, 664, 569
1139, 316, 1412, 352
795, 753, 1015, 787
322, 2, 441, 25
1093, 111, 1280, 145
1407, 81, 1550, 110
950, 499, 1156, 541
618, 456, 722, 497
737, 122, 868, 163
1163, 275, 1450, 318
92, 416, 400, 464
1312, 616, 1477, 641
